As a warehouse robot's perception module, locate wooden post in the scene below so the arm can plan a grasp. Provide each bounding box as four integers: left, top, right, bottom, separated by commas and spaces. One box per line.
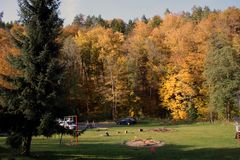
76, 115, 78, 144
59, 133, 63, 144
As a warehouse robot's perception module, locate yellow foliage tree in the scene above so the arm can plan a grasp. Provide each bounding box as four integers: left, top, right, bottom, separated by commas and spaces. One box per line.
159, 14, 208, 120
0, 25, 21, 88
75, 26, 130, 120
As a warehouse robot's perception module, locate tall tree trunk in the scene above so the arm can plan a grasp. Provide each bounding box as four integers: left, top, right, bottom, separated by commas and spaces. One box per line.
226, 101, 231, 122
21, 134, 32, 156
111, 70, 117, 121
237, 90, 240, 111
149, 86, 152, 99
210, 112, 214, 123
86, 86, 90, 117
112, 104, 117, 121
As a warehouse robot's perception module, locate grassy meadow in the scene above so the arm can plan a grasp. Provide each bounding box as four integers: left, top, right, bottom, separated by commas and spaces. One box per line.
0, 121, 239, 160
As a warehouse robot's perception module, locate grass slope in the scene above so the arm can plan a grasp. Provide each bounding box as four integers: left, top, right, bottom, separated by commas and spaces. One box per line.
0, 121, 239, 160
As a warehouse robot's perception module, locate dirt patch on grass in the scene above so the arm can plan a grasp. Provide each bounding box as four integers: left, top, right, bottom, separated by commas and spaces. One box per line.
147, 128, 174, 132
124, 139, 165, 148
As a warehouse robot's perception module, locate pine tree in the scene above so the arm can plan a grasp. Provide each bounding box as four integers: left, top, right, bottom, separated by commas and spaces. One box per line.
0, 12, 3, 22
0, 0, 65, 155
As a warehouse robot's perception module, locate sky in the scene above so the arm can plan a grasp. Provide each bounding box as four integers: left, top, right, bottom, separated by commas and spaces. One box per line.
0, 0, 240, 25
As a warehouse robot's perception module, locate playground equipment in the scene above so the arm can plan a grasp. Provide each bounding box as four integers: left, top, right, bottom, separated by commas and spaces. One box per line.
58, 116, 96, 145
59, 115, 78, 144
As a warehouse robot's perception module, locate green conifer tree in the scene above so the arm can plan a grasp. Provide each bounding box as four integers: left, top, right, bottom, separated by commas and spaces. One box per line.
0, 0, 65, 155
204, 35, 240, 120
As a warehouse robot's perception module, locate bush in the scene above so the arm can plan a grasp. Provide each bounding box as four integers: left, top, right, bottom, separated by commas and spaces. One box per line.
187, 106, 198, 121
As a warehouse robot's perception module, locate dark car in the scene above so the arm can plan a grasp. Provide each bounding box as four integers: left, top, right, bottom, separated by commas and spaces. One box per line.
116, 118, 137, 125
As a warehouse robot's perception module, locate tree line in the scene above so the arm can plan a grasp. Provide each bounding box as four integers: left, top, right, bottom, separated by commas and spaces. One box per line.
1, 6, 240, 122
61, 6, 240, 122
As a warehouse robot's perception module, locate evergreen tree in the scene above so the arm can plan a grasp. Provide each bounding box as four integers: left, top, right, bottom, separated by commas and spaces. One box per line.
149, 15, 162, 28
125, 19, 135, 35
0, 12, 5, 29
141, 15, 148, 24
164, 8, 171, 16
73, 13, 85, 26
96, 15, 108, 28
0, 0, 65, 155
204, 35, 240, 120
110, 18, 126, 33
0, 11, 3, 21
191, 6, 211, 23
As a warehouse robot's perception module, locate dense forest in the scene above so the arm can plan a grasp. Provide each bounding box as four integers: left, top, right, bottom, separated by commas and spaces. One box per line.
1, 6, 240, 122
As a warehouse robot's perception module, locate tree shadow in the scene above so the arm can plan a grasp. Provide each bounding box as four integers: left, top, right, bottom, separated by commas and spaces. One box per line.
1, 143, 239, 160
0, 146, 8, 153
121, 120, 204, 128
0, 145, 16, 160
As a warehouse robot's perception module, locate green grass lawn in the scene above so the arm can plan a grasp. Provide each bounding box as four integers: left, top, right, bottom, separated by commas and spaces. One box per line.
0, 121, 239, 160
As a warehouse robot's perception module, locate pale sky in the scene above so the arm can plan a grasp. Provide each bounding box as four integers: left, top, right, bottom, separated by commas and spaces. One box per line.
0, 0, 240, 25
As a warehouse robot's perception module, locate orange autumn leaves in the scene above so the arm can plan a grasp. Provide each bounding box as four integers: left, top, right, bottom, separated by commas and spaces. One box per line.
35, 7, 240, 120
0, 25, 22, 88
1, 7, 240, 120
160, 8, 240, 120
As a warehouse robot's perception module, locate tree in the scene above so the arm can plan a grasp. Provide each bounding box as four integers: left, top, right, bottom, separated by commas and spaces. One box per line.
0, 0, 65, 155
191, 6, 211, 23
204, 35, 240, 120
60, 36, 81, 115
96, 15, 108, 28
0, 12, 5, 29
126, 21, 165, 116
0, 26, 21, 88
73, 14, 108, 29
159, 13, 209, 120
0, 11, 3, 22
73, 13, 85, 26
125, 19, 135, 35
125, 21, 150, 114
164, 9, 171, 16
95, 28, 127, 120
148, 15, 162, 28
141, 15, 148, 24
146, 27, 171, 117
110, 18, 126, 33
74, 26, 129, 120
74, 27, 105, 118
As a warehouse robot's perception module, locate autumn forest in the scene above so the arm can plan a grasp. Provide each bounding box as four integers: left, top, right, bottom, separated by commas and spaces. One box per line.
1, 6, 240, 122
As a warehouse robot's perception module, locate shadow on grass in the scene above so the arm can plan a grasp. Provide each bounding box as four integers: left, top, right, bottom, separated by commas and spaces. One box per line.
0, 145, 15, 160
1, 143, 240, 160
138, 119, 204, 126
0, 146, 8, 152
